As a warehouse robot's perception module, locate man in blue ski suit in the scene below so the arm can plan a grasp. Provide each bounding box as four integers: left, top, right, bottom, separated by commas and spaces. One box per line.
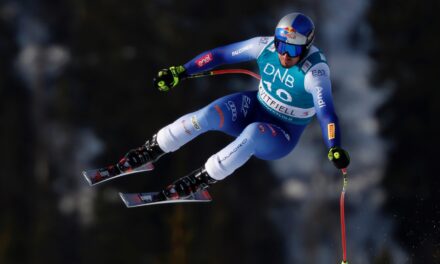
120, 13, 350, 199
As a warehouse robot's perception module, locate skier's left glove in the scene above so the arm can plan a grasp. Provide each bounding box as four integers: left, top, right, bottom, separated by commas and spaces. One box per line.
328, 146, 350, 169
153, 65, 187, 92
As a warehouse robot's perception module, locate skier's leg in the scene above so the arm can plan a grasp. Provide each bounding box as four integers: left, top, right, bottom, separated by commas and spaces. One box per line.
205, 122, 306, 181
119, 91, 256, 171
162, 122, 306, 199
156, 91, 256, 152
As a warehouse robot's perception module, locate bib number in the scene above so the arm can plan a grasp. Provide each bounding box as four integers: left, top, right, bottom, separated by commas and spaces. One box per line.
262, 80, 292, 103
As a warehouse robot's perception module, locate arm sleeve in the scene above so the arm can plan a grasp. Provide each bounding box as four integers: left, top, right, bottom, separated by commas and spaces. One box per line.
183, 36, 271, 75
304, 63, 342, 148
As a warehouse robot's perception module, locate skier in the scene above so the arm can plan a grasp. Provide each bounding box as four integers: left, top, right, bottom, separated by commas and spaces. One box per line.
111, 13, 350, 199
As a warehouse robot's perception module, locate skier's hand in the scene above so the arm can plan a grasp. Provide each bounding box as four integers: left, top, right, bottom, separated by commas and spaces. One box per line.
328, 146, 350, 169
153, 65, 187, 92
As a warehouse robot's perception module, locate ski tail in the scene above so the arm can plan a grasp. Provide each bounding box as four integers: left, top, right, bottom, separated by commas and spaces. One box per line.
119, 189, 212, 208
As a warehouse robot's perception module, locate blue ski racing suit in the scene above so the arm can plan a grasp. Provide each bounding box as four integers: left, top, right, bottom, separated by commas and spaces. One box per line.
155, 36, 343, 181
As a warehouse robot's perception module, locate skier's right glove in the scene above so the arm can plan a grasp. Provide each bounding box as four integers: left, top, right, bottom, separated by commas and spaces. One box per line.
153, 65, 187, 92
328, 146, 350, 169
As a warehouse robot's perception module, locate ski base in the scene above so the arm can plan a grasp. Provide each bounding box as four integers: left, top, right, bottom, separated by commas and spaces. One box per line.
119, 189, 212, 208
82, 162, 154, 186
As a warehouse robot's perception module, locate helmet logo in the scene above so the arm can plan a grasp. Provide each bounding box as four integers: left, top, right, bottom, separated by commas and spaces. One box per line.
281, 26, 296, 39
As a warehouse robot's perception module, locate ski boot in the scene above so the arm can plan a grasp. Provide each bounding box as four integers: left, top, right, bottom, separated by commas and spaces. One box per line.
116, 134, 165, 173
162, 167, 217, 200
82, 134, 166, 185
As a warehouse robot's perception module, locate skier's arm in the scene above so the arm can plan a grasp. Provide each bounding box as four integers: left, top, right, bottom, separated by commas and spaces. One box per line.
305, 63, 350, 169
183, 37, 268, 74
153, 37, 269, 91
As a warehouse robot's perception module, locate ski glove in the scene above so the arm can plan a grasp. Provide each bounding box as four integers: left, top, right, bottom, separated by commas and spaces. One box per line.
328, 147, 350, 169
153, 65, 187, 92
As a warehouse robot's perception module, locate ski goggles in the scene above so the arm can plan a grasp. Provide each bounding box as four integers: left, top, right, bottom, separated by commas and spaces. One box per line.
274, 39, 304, 57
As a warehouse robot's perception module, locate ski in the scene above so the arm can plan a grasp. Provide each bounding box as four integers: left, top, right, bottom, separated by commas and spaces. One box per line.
119, 189, 212, 208
82, 162, 154, 186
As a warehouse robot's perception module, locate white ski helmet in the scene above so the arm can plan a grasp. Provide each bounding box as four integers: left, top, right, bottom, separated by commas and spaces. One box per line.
274, 13, 315, 57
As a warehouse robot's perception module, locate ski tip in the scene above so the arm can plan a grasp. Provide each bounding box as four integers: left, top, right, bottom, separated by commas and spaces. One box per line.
119, 192, 130, 207
82, 171, 94, 186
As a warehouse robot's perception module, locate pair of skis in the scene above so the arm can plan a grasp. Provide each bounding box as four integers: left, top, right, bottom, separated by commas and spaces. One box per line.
82, 162, 212, 208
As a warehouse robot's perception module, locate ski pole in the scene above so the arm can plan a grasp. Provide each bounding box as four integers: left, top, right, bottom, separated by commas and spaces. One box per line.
340, 168, 349, 264
185, 69, 261, 81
